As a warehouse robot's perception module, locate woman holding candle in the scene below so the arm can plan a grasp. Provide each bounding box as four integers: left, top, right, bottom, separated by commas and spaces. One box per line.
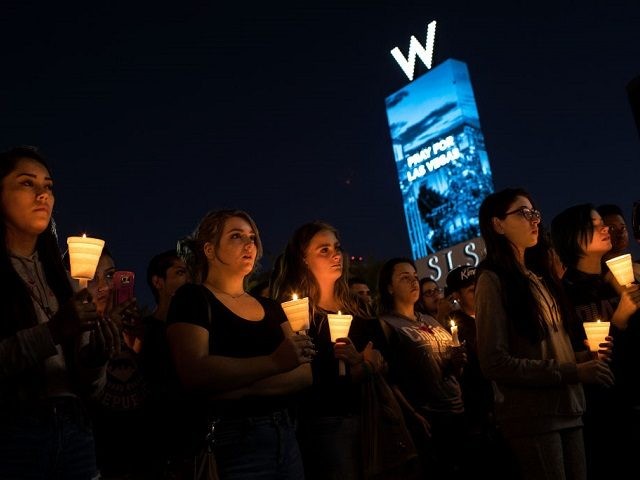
597, 203, 640, 284
69, 246, 152, 479
551, 203, 640, 478
377, 257, 467, 479
0, 146, 119, 479
63, 245, 141, 347
167, 209, 314, 479
271, 221, 398, 480
476, 188, 614, 480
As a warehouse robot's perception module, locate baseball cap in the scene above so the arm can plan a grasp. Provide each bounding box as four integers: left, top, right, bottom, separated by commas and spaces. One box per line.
445, 266, 477, 296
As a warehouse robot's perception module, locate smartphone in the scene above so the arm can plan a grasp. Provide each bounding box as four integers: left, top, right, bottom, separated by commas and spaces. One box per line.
113, 271, 135, 305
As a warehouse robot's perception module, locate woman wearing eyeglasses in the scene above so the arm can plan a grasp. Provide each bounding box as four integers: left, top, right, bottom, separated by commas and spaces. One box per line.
415, 278, 441, 317
415, 278, 455, 327
475, 188, 614, 480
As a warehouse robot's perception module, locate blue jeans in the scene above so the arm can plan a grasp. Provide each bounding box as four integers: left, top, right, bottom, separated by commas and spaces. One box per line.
213, 409, 304, 480
297, 415, 361, 480
0, 396, 100, 480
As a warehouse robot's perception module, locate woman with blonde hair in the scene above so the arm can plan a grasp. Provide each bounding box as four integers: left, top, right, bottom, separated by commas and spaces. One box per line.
167, 209, 314, 479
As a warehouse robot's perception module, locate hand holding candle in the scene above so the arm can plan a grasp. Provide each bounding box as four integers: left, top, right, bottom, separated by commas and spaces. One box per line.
67, 234, 105, 289
583, 320, 611, 357
606, 253, 635, 287
327, 311, 353, 375
281, 294, 310, 333
449, 319, 460, 346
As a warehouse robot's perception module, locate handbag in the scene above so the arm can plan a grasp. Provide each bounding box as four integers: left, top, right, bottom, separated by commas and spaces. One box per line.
194, 289, 220, 480
181, 287, 219, 480
361, 370, 419, 479
192, 419, 220, 480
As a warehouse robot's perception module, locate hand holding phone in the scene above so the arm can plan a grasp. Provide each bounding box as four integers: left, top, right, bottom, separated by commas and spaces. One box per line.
113, 271, 135, 306
111, 271, 141, 340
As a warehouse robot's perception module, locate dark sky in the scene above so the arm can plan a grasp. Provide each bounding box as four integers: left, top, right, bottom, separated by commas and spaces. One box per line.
2, 1, 640, 307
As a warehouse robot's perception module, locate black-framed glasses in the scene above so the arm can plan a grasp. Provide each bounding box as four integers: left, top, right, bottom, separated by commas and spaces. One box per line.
505, 207, 541, 222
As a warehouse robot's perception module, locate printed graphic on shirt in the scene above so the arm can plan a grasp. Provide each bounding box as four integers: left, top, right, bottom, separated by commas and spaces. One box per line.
97, 347, 148, 411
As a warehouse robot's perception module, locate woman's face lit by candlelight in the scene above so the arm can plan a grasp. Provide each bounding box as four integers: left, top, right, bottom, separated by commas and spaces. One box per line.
304, 229, 343, 285
1, 158, 54, 242
87, 254, 116, 316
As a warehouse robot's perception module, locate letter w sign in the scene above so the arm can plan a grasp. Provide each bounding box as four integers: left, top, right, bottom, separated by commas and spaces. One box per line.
390, 21, 437, 81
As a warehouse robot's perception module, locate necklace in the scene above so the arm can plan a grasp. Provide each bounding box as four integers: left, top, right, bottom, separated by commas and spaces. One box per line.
205, 282, 246, 299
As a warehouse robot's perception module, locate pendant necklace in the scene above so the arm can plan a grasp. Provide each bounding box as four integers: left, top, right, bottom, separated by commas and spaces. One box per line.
206, 282, 246, 299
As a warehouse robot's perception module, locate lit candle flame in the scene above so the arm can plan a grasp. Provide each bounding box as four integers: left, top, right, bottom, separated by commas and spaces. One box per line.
449, 319, 460, 346
82, 233, 87, 238
292, 293, 298, 301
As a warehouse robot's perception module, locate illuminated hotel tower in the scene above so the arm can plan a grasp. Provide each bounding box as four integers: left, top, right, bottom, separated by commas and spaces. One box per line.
385, 58, 494, 262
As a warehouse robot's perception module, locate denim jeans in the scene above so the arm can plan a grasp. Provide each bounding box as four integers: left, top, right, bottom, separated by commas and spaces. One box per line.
213, 409, 305, 480
0, 396, 100, 480
297, 415, 361, 480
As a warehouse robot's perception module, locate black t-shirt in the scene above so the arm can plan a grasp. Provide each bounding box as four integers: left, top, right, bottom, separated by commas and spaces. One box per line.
140, 315, 176, 399
298, 310, 386, 419
166, 283, 292, 417
90, 341, 149, 475
451, 310, 495, 429
135, 315, 190, 469
562, 267, 618, 325
563, 267, 640, 407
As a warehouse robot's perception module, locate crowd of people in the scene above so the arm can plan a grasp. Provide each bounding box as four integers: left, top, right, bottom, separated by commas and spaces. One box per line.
1, 145, 639, 480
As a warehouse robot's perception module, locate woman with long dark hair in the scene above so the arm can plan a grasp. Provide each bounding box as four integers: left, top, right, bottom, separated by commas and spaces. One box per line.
0, 146, 118, 479
377, 257, 466, 479
551, 203, 640, 478
475, 188, 613, 480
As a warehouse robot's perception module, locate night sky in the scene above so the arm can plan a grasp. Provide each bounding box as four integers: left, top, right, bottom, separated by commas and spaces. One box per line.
2, 2, 640, 307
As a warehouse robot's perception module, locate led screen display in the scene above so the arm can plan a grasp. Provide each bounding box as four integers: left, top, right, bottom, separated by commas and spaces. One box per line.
385, 58, 494, 260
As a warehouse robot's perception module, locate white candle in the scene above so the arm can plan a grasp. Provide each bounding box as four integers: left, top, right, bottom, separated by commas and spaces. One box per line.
67, 234, 105, 289
606, 253, 635, 287
281, 293, 310, 333
449, 319, 460, 346
583, 319, 610, 355
327, 311, 353, 376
